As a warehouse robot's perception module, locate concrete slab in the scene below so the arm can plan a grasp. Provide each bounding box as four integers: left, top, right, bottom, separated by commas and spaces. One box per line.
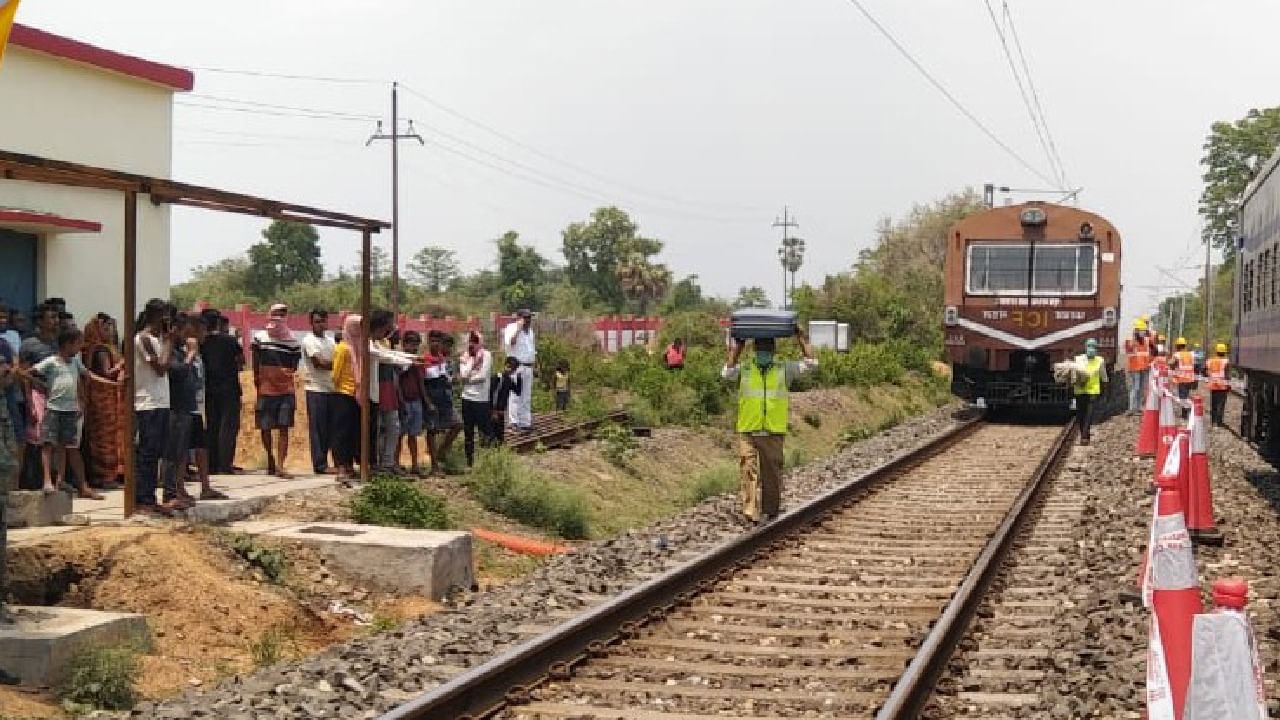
66, 471, 334, 524
230, 520, 473, 599
0, 606, 150, 687
7, 491, 73, 528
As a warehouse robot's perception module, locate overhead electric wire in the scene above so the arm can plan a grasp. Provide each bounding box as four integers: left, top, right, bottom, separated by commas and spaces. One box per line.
185, 66, 384, 85
840, 0, 1058, 187
1002, 1, 1070, 189
187, 93, 380, 120
174, 100, 375, 123
982, 0, 1064, 190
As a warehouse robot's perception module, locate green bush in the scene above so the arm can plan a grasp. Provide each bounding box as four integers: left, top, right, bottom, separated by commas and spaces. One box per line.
351, 476, 451, 529
60, 646, 140, 711
596, 422, 638, 466
685, 463, 739, 505
229, 535, 288, 584
467, 449, 590, 539
566, 390, 610, 422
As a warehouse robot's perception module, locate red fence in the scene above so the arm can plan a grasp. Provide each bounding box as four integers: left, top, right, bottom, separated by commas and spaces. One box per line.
190, 302, 668, 360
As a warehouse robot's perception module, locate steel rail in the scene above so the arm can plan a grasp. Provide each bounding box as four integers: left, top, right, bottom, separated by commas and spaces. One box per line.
507, 411, 629, 454
874, 419, 1076, 720
379, 414, 986, 720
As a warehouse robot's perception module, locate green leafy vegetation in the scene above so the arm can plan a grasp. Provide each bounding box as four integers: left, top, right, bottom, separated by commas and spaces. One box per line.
60, 646, 140, 711
467, 449, 590, 539
249, 624, 299, 668
596, 422, 638, 466
229, 534, 288, 584
351, 476, 452, 530
684, 463, 739, 505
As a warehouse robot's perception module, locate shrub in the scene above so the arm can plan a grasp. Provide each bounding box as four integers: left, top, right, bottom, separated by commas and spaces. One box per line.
566, 390, 610, 422
596, 422, 638, 466
684, 464, 739, 505
249, 625, 299, 668
229, 534, 288, 584
60, 646, 140, 711
467, 449, 590, 539
351, 476, 451, 529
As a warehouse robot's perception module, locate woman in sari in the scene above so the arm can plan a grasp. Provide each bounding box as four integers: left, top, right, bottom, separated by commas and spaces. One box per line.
81, 313, 125, 489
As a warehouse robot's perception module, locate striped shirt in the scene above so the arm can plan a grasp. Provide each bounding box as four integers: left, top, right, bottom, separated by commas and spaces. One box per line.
251, 331, 301, 397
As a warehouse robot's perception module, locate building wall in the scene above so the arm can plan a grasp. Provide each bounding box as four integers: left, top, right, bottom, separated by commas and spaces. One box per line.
0, 46, 175, 322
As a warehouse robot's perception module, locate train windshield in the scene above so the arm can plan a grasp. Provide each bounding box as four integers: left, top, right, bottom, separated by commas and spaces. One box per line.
967, 243, 1096, 295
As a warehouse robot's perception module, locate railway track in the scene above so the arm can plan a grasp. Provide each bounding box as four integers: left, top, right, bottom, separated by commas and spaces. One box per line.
381, 417, 1075, 720
506, 411, 630, 454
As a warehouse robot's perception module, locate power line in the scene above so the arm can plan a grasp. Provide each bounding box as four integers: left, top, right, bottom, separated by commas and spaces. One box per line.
982, 0, 1063, 190
186, 66, 384, 84
174, 100, 374, 123
398, 83, 765, 214
840, 0, 1058, 187
187, 93, 380, 120
1002, 1, 1069, 189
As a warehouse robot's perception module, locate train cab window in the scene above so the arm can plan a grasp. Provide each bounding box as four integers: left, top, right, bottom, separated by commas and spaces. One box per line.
966, 242, 1096, 295
1032, 245, 1095, 293
967, 244, 1030, 293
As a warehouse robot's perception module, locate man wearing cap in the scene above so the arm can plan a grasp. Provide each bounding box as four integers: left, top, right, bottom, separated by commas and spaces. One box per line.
503, 310, 536, 433
1124, 319, 1152, 414
1073, 338, 1108, 445
251, 304, 302, 477
1171, 337, 1196, 403
1206, 343, 1231, 426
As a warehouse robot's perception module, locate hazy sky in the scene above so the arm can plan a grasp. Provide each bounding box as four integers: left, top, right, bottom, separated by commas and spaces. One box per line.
13, 1, 1275, 320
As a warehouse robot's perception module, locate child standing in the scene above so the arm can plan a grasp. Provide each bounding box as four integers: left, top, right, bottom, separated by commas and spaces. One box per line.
423, 331, 460, 476
554, 360, 571, 412
488, 356, 522, 446
31, 328, 101, 499
397, 331, 427, 475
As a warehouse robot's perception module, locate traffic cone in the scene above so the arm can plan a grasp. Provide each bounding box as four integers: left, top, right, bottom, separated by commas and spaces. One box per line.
1155, 387, 1179, 487
1183, 578, 1267, 720
1143, 467, 1203, 720
1186, 396, 1224, 546
1137, 369, 1161, 457
1175, 428, 1191, 517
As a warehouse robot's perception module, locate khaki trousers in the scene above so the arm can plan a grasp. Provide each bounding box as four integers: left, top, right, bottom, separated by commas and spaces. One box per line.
738, 433, 785, 521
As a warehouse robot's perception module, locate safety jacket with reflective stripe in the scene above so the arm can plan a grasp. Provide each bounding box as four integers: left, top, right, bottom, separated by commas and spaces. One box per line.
1073, 355, 1105, 396
1207, 357, 1230, 391
1173, 351, 1195, 384
736, 364, 789, 435
1125, 337, 1151, 372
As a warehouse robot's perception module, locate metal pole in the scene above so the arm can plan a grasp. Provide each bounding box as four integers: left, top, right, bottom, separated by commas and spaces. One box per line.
359, 228, 373, 484
390, 81, 400, 320
1203, 237, 1212, 349
122, 191, 137, 517
1178, 294, 1186, 339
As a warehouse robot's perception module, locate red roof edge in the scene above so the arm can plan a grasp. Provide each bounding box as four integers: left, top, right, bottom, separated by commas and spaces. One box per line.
0, 209, 103, 233
9, 24, 194, 92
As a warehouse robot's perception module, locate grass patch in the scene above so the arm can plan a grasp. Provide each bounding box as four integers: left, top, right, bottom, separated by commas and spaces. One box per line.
596, 422, 638, 467
467, 449, 590, 539
368, 614, 401, 634
684, 463, 739, 505
351, 476, 451, 529
785, 446, 806, 469
229, 534, 288, 584
249, 624, 299, 668
802, 412, 822, 428
60, 646, 140, 712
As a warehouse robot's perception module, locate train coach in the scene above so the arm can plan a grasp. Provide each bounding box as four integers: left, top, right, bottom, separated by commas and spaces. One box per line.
943, 201, 1122, 410
1235, 147, 1280, 446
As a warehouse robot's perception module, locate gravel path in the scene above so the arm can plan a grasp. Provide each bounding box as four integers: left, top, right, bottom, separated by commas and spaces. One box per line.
118, 405, 968, 719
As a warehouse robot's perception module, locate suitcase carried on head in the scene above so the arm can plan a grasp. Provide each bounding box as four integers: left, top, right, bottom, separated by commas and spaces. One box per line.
730, 309, 798, 340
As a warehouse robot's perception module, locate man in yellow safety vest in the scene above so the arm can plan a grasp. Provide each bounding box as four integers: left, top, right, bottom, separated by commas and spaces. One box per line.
723, 329, 816, 523
1206, 343, 1231, 426
1124, 319, 1152, 414
1073, 338, 1109, 445
1170, 337, 1196, 403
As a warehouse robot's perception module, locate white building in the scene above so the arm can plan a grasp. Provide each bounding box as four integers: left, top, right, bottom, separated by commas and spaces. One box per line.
0, 23, 192, 323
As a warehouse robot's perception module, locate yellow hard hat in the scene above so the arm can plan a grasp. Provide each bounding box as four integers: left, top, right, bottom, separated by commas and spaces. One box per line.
1140, 314, 1150, 322
1194, 342, 1202, 349
1134, 319, 1148, 330
1215, 343, 1228, 353
1175, 337, 1187, 346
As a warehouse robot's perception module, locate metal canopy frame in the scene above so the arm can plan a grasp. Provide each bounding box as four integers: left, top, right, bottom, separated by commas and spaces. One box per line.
0, 149, 390, 515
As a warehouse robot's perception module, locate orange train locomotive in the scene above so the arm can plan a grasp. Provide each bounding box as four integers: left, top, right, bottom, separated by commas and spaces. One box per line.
943, 202, 1122, 409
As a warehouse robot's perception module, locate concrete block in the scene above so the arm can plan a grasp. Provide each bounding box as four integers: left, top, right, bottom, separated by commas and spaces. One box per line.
231, 521, 473, 599
6, 491, 73, 528
0, 606, 150, 687
179, 496, 269, 524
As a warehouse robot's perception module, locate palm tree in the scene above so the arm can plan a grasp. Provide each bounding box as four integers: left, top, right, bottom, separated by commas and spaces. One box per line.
617, 253, 672, 315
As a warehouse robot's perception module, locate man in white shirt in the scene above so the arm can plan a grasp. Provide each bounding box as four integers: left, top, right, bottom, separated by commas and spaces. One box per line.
301, 309, 336, 475
503, 309, 536, 432
134, 299, 175, 515
458, 330, 493, 466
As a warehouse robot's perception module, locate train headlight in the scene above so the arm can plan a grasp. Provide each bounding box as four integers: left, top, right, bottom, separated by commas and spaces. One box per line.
944, 306, 959, 326
1102, 307, 1117, 327
1020, 207, 1047, 226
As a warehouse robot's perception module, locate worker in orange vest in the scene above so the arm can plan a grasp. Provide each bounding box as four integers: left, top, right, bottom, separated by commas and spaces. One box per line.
1171, 337, 1196, 406
1206, 343, 1231, 426
1124, 319, 1152, 414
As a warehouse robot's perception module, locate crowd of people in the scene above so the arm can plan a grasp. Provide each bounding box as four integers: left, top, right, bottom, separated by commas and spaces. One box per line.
0, 298, 564, 515
1123, 315, 1232, 426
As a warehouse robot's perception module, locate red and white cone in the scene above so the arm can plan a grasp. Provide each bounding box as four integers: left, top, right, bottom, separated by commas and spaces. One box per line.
1143, 461, 1203, 720
1183, 578, 1267, 720
1155, 386, 1179, 487
1137, 367, 1163, 457
1186, 396, 1223, 546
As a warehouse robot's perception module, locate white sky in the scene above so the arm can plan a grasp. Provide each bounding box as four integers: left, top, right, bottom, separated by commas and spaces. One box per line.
13, 0, 1274, 318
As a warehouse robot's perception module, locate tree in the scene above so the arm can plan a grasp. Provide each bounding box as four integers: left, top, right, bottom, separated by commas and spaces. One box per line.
244, 220, 323, 299
562, 207, 663, 310
496, 231, 548, 311
171, 256, 252, 309
407, 245, 460, 293
617, 253, 672, 315
1200, 107, 1280, 254
734, 286, 771, 309
661, 274, 705, 315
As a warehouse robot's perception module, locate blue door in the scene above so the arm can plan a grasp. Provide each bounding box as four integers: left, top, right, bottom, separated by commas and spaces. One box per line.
0, 229, 37, 314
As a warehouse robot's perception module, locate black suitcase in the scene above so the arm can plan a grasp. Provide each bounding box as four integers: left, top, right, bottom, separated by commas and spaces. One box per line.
730, 309, 797, 340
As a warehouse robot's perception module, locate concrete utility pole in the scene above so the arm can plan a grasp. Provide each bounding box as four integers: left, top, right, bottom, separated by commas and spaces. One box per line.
367, 81, 423, 319
773, 207, 802, 310
1203, 238, 1213, 350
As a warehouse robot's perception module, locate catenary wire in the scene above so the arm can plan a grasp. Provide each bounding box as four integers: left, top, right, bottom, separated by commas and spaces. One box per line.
1003, 1, 1070, 189
840, 0, 1059, 188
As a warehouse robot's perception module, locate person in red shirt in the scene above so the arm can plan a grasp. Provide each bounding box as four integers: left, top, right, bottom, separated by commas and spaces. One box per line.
664, 338, 686, 370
